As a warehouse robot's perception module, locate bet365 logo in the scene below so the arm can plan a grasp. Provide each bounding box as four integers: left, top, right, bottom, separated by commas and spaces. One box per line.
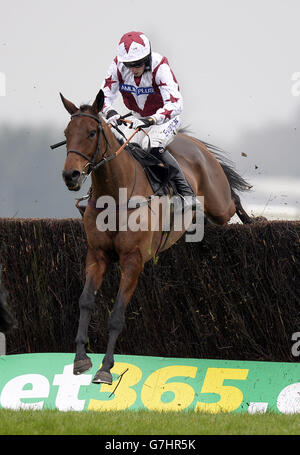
0, 73, 5, 96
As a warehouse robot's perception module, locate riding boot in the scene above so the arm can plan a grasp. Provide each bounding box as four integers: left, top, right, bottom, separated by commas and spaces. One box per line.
150, 147, 201, 211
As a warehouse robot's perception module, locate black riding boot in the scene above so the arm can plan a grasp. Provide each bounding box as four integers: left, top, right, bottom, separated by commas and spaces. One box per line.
151, 147, 194, 196
151, 147, 201, 211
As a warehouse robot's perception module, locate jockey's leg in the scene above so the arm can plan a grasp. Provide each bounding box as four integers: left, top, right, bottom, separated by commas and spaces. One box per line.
142, 117, 201, 210
150, 146, 194, 196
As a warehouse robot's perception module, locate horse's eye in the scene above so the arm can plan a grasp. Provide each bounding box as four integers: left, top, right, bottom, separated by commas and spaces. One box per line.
89, 130, 97, 139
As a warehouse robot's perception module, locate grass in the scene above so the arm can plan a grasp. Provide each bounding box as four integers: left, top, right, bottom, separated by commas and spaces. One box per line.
1, 409, 300, 435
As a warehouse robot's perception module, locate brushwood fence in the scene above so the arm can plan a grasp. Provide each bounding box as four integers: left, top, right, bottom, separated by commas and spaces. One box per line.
0, 218, 300, 361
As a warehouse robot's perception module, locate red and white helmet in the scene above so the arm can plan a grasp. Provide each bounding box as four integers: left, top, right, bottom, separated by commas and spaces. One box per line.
117, 31, 151, 64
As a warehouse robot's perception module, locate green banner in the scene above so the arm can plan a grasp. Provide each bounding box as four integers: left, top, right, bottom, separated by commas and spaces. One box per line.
1, 353, 300, 413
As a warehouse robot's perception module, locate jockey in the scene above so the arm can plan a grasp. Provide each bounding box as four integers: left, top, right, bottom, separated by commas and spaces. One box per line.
101, 31, 200, 210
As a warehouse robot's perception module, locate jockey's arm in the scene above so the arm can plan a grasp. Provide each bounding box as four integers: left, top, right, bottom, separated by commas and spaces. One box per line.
151, 62, 183, 126
100, 59, 120, 117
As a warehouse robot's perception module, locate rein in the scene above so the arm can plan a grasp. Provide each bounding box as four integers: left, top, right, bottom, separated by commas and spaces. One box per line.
51, 111, 151, 216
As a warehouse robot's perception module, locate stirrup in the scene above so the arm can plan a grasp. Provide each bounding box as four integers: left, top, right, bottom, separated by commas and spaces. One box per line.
174, 195, 201, 213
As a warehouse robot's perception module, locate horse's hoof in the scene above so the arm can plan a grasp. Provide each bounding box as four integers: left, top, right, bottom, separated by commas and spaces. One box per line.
92, 370, 113, 385
73, 357, 92, 375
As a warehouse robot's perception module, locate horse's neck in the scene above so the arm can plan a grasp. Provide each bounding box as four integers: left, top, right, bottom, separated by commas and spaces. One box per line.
91, 125, 135, 202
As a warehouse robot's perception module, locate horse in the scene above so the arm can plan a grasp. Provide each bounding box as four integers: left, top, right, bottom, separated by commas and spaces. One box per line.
57, 88, 254, 384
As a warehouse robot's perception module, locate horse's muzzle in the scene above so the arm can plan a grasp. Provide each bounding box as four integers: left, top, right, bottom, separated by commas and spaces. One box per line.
62, 169, 81, 191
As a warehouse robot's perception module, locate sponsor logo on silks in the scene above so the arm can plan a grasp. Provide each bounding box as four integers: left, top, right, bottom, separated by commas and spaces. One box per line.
120, 83, 155, 96
163, 117, 180, 136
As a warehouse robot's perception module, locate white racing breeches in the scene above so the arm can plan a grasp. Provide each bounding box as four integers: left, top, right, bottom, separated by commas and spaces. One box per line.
112, 115, 181, 150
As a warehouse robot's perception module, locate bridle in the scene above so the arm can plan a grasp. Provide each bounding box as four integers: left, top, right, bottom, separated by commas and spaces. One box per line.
51, 111, 164, 218
50, 111, 145, 179
51, 110, 152, 214
65, 112, 111, 177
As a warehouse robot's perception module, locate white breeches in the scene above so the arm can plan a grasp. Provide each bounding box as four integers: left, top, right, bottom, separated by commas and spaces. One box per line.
112, 115, 181, 150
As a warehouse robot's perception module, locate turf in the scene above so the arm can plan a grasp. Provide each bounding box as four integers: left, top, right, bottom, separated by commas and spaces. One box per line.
0, 409, 300, 435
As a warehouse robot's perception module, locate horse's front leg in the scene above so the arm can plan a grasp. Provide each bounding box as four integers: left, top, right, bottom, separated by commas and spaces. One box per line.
92, 249, 143, 384
73, 248, 109, 375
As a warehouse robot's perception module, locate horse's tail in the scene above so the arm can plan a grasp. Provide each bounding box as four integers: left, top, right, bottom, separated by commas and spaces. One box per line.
202, 141, 252, 197
0, 268, 14, 333
178, 129, 251, 197
202, 141, 256, 223
178, 129, 253, 223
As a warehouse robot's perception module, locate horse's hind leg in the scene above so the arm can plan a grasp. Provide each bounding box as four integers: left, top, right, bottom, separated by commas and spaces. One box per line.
73, 248, 109, 375
92, 249, 143, 384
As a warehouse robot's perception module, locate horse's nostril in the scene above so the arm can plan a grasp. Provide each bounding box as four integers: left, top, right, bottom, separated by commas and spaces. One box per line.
71, 170, 80, 180
63, 170, 80, 183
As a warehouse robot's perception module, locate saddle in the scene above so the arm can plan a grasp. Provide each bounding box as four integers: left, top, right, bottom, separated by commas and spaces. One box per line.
126, 143, 176, 197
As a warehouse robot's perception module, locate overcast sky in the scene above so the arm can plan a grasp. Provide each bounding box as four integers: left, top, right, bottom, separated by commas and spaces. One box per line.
0, 0, 299, 218
1, 0, 299, 141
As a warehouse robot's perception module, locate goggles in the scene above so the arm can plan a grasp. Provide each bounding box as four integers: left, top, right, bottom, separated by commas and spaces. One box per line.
123, 54, 150, 69
123, 60, 146, 69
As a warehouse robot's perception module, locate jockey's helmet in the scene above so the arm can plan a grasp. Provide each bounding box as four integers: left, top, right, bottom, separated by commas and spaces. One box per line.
117, 31, 151, 69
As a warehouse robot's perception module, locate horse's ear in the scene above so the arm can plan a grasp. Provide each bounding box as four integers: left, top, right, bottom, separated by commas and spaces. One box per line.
91, 89, 105, 114
60, 93, 79, 115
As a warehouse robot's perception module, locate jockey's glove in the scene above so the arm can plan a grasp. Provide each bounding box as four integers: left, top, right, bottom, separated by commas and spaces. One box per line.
130, 116, 156, 130
106, 110, 121, 126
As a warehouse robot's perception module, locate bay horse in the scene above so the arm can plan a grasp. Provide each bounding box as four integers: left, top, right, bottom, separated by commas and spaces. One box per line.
58, 89, 253, 384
